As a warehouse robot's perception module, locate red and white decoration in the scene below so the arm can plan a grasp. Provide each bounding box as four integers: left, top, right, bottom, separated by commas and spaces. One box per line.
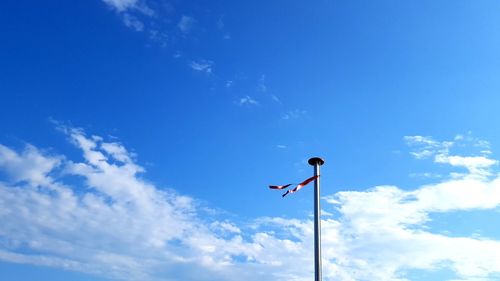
269, 175, 319, 197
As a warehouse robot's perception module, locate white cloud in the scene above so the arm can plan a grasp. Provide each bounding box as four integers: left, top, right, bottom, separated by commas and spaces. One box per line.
172, 51, 182, 59
178, 15, 196, 33
404, 135, 453, 159
102, 0, 154, 16
122, 13, 144, 32
190, 60, 214, 74
405, 135, 497, 178
102, 0, 155, 34
271, 94, 281, 103
404, 135, 441, 146
2, 130, 500, 281
238, 96, 258, 106
326, 176, 500, 280
435, 155, 497, 176
409, 172, 442, 179
0, 126, 315, 281
102, 0, 139, 12
282, 109, 306, 120
410, 149, 434, 159
0, 144, 62, 186
257, 75, 267, 92
211, 221, 241, 234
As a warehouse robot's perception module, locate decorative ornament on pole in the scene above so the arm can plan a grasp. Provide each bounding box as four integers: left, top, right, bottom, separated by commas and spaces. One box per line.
309, 157, 324, 281
308, 157, 325, 166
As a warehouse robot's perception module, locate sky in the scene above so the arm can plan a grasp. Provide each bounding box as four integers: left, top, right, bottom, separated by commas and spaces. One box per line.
1, 0, 500, 280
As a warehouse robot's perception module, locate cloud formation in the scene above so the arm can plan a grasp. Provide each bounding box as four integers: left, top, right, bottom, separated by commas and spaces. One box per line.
282, 109, 307, 120
238, 96, 258, 106
122, 13, 144, 31
101, 0, 160, 41
1, 129, 500, 281
405, 135, 497, 178
190, 60, 214, 74
0, 126, 314, 281
102, 0, 139, 12
257, 75, 267, 93
178, 16, 196, 34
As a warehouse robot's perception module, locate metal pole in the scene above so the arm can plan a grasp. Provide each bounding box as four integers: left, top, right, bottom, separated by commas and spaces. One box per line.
308, 157, 324, 281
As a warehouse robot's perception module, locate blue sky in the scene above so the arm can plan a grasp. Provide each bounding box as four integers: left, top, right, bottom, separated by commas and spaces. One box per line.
1, 1, 500, 280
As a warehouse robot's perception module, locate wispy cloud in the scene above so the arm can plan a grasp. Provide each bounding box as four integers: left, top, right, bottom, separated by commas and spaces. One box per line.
99, 1, 228, 52
172, 51, 182, 59
102, 0, 139, 12
102, 0, 154, 33
238, 96, 258, 106
190, 60, 214, 74
149, 29, 169, 47
405, 134, 497, 178
102, 0, 154, 15
0, 144, 62, 186
404, 135, 453, 159
216, 16, 231, 40
178, 15, 196, 34
122, 13, 144, 31
257, 75, 267, 92
282, 109, 306, 120
0, 126, 308, 281
409, 172, 442, 179
271, 95, 281, 103
2, 129, 500, 280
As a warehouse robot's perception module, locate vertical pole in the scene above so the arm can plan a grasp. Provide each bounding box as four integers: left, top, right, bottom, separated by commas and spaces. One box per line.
308, 157, 324, 281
